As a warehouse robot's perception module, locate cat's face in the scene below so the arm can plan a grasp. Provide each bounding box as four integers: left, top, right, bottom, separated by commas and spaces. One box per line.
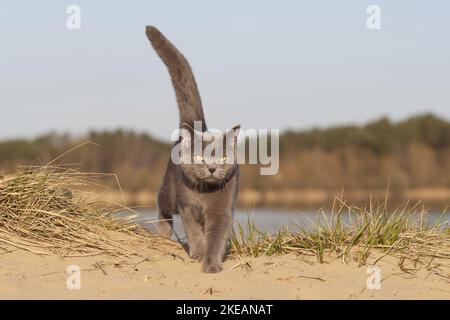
179, 125, 240, 184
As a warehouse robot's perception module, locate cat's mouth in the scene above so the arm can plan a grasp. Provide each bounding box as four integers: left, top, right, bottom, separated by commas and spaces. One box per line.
197, 175, 219, 184
194, 170, 227, 184
202, 174, 228, 184
204, 176, 220, 183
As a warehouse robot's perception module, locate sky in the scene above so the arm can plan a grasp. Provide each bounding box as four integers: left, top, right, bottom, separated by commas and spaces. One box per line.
0, 0, 449, 141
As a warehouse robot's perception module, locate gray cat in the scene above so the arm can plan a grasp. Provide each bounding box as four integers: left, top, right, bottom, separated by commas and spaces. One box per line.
145, 26, 240, 273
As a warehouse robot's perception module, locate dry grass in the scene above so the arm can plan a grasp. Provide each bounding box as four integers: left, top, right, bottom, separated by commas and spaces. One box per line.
2, 163, 449, 275
0, 166, 172, 258
231, 198, 450, 269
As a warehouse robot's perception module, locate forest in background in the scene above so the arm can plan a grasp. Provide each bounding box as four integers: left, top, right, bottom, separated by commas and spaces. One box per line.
1, 113, 450, 208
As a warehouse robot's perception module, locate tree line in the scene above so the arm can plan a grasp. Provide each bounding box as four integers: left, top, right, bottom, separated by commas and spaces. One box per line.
1, 113, 449, 195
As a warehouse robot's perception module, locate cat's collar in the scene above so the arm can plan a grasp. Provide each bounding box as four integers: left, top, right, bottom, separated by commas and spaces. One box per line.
181, 166, 237, 193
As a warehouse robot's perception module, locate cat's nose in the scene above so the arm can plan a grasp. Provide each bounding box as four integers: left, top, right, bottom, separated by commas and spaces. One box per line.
208, 168, 216, 174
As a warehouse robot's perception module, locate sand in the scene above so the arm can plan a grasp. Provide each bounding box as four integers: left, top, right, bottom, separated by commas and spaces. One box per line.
1, 243, 449, 300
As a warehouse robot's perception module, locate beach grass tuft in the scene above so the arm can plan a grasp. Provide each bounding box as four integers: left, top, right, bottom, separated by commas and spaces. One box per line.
2, 164, 449, 271
0, 166, 171, 258
231, 198, 450, 268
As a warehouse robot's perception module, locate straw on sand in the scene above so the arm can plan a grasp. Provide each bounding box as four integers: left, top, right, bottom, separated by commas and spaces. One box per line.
232, 197, 450, 272
0, 166, 173, 258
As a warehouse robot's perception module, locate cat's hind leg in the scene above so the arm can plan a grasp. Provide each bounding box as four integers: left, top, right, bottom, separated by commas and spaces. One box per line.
156, 165, 177, 237
156, 200, 174, 238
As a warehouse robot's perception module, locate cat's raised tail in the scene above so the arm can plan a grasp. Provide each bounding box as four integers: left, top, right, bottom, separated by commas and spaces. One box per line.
146, 26, 207, 131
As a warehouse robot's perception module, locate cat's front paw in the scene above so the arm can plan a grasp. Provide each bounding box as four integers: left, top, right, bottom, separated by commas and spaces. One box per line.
189, 250, 203, 260
188, 244, 204, 260
202, 262, 223, 273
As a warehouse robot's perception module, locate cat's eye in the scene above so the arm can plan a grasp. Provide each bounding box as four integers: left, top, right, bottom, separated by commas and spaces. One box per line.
195, 155, 204, 162
219, 156, 228, 163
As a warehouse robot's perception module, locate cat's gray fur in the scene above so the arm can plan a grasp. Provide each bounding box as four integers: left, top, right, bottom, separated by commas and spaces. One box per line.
145, 26, 240, 273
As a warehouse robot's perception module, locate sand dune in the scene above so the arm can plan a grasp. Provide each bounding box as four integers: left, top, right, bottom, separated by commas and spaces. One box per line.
1, 244, 449, 300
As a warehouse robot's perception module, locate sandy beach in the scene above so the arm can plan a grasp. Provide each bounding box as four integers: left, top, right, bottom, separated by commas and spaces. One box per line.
1, 243, 449, 300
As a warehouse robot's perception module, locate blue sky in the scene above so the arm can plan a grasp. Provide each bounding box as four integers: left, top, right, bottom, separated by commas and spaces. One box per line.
1, 0, 449, 141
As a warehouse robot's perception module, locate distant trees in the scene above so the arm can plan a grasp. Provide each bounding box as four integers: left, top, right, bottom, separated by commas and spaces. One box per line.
278, 113, 450, 190
1, 113, 450, 193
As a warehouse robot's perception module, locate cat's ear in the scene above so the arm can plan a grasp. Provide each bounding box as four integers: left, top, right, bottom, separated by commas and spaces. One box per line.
180, 122, 202, 142
227, 124, 240, 140
231, 124, 241, 135
225, 124, 240, 148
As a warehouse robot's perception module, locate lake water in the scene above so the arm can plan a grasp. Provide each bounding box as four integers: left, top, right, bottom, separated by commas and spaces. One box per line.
122, 208, 450, 241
